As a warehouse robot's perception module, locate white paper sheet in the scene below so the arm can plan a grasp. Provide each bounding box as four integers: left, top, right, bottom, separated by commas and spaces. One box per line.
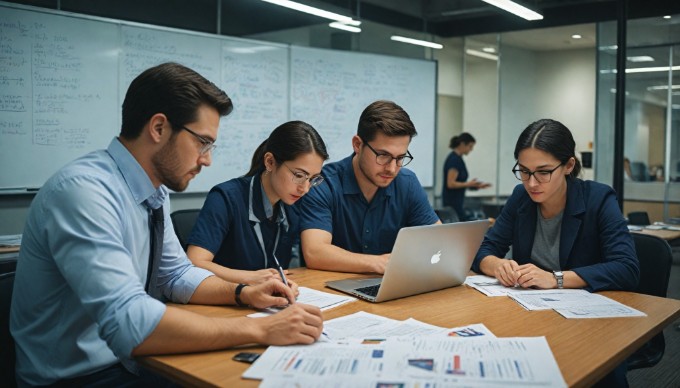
248, 287, 356, 317
242, 342, 387, 380
322, 311, 447, 340
508, 289, 647, 318
464, 275, 519, 297
382, 336, 567, 387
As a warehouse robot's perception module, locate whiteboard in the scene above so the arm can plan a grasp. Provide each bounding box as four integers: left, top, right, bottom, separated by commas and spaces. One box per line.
0, 3, 437, 192
0, 6, 119, 190
291, 46, 436, 186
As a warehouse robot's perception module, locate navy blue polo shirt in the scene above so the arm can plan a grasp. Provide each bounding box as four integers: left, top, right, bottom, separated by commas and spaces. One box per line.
441, 151, 468, 219
187, 175, 298, 270
298, 154, 439, 254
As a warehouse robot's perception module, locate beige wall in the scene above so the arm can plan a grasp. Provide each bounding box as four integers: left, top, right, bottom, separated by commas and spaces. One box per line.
624, 201, 680, 223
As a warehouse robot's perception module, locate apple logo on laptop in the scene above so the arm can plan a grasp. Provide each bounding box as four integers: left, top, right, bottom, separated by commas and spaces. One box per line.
430, 250, 441, 264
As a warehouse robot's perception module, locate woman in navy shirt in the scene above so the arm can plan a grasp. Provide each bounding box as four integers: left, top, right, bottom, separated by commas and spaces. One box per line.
441, 132, 489, 221
187, 121, 328, 285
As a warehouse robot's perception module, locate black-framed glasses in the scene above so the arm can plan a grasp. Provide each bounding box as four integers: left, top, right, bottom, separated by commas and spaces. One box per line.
283, 163, 325, 187
362, 139, 413, 167
176, 124, 216, 155
512, 162, 563, 183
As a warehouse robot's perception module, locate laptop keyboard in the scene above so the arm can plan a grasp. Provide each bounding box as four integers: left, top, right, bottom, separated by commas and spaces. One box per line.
355, 284, 381, 297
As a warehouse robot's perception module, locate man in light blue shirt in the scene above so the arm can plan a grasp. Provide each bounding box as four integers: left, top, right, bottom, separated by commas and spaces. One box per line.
10, 63, 323, 387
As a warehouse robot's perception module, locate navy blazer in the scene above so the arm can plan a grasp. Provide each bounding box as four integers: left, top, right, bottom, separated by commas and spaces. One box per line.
472, 179, 639, 292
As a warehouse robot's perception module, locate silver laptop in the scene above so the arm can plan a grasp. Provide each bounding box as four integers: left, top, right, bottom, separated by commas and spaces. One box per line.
326, 219, 490, 303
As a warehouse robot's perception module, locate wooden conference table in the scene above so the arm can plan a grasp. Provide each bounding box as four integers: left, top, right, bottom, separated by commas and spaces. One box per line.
138, 268, 680, 388
633, 227, 680, 242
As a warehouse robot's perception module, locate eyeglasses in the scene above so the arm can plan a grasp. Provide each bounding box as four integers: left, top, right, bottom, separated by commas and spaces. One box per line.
362, 139, 413, 167
176, 124, 216, 155
283, 163, 325, 187
512, 162, 563, 183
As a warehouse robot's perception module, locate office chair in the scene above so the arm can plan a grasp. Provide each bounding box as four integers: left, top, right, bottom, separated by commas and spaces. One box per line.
170, 209, 201, 251
627, 211, 651, 226
626, 234, 673, 370
630, 161, 650, 181
1, 272, 16, 388
433, 207, 459, 224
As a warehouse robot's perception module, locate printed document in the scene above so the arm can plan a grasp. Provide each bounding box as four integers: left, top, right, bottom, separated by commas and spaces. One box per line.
464, 275, 517, 297
382, 336, 566, 387
508, 289, 647, 318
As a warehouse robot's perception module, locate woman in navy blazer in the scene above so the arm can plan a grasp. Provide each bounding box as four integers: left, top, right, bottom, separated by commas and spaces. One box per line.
472, 119, 639, 292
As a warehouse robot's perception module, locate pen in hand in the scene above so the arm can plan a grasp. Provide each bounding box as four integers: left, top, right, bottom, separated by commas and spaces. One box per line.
272, 254, 288, 287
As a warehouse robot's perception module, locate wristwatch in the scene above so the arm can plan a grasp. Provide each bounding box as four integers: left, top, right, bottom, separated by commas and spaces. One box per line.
553, 271, 564, 289
235, 283, 249, 307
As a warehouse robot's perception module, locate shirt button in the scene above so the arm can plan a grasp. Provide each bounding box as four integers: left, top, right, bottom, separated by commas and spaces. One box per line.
363, 244, 368, 249
365, 229, 370, 233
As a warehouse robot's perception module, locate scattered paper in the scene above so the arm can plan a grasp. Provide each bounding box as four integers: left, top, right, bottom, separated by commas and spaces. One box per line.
464, 275, 518, 297
508, 289, 646, 318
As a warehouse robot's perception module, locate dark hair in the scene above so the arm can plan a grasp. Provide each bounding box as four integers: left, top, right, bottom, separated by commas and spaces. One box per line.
449, 132, 476, 149
120, 62, 233, 139
246, 121, 329, 176
357, 100, 417, 142
514, 119, 582, 179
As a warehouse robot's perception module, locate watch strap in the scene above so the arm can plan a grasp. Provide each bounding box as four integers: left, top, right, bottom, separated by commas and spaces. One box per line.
235, 283, 249, 307
553, 271, 564, 289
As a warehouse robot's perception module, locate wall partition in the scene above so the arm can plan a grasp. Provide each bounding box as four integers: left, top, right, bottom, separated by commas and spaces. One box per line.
597, 15, 680, 222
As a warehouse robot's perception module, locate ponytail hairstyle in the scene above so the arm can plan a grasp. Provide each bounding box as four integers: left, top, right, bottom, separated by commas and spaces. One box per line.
449, 132, 476, 149
246, 121, 329, 176
514, 119, 582, 179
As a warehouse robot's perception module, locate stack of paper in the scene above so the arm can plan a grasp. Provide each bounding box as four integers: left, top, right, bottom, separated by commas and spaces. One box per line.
244, 312, 566, 387
465, 275, 646, 319
0, 234, 22, 247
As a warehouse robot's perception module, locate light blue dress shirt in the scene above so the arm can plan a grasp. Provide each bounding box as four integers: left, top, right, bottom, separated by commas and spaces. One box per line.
10, 138, 213, 386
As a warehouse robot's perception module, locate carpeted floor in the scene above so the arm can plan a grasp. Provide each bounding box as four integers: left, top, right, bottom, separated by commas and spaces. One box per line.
628, 248, 680, 387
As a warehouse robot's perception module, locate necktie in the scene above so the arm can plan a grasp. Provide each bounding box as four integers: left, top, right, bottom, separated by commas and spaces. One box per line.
120, 205, 165, 375
145, 205, 164, 300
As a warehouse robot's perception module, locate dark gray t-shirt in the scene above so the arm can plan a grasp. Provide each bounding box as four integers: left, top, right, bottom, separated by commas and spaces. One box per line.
530, 207, 563, 271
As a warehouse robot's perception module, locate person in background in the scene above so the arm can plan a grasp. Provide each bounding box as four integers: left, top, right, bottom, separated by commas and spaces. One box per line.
623, 157, 633, 181
298, 100, 440, 274
442, 132, 490, 221
472, 118, 638, 386
11, 63, 323, 387
187, 121, 328, 286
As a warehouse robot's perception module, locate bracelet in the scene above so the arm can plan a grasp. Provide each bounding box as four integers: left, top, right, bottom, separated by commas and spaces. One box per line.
235, 283, 249, 307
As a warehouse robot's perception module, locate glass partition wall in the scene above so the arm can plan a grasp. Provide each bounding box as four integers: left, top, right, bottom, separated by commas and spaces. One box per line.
597, 15, 680, 223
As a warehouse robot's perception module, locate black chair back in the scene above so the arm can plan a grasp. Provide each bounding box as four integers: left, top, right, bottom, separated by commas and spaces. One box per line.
170, 209, 201, 251
434, 207, 459, 224
0, 272, 16, 387
627, 211, 651, 226
627, 233, 673, 370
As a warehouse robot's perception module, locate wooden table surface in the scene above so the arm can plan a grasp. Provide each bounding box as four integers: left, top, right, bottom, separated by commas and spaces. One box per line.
138, 268, 680, 388
633, 228, 680, 241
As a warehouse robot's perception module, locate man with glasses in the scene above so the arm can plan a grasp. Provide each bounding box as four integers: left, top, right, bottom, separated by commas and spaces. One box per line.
11, 63, 323, 387
298, 100, 440, 274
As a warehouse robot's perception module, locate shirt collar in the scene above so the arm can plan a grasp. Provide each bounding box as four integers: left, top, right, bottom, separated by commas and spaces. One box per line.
248, 175, 289, 231
106, 137, 168, 209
